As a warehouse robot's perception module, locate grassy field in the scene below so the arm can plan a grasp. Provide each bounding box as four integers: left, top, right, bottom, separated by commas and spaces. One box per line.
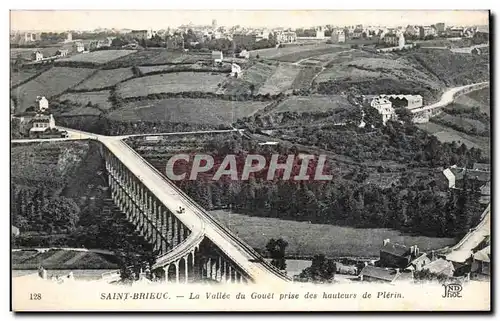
59, 50, 136, 64
106, 49, 211, 67
316, 54, 443, 102
11, 69, 41, 88
220, 62, 277, 95
116, 72, 226, 98
11, 67, 95, 112
274, 46, 348, 63
454, 87, 490, 115
270, 95, 353, 114
59, 91, 112, 110
249, 43, 345, 60
138, 64, 193, 74
108, 98, 269, 124
74, 68, 135, 90
433, 113, 488, 134
12, 250, 119, 270
209, 210, 456, 257
257, 64, 302, 95
10, 47, 61, 60
417, 121, 490, 152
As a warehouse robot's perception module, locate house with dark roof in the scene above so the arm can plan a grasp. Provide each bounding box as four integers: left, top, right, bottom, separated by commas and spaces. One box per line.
422, 258, 455, 277
359, 266, 413, 283
379, 239, 421, 268
471, 246, 490, 279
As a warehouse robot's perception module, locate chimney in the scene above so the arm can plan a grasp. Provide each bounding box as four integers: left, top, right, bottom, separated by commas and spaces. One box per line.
430, 250, 435, 261
415, 246, 420, 257
383, 239, 390, 246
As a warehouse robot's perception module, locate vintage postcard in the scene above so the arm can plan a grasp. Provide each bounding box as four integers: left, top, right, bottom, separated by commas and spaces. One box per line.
10, 9, 491, 312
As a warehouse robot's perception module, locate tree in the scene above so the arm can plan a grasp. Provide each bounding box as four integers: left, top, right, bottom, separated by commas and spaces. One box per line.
265, 238, 288, 270
297, 254, 336, 283
395, 107, 413, 123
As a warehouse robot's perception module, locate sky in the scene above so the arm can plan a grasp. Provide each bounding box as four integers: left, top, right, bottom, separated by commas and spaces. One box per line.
10, 10, 489, 31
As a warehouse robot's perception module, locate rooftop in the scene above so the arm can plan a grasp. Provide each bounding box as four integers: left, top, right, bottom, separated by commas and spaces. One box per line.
360, 266, 398, 282
423, 258, 455, 276
381, 241, 409, 257
473, 246, 490, 263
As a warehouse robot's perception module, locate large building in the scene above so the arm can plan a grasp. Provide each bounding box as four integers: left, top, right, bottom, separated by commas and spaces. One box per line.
434, 23, 446, 34
275, 31, 297, 44
330, 30, 346, 43
369, 97, 395, 125
419, 26, 437, 38
380, 94, 423, 109
129, 29, 155, 40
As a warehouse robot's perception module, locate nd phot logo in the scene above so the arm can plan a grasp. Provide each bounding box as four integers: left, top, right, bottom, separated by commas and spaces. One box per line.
442, 283, 463, 298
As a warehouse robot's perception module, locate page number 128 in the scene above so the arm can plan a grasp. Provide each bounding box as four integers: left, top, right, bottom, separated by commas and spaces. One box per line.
30, 293, 42, 300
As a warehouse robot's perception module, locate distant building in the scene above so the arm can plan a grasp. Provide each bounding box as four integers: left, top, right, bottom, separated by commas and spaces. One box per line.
73, 41, 85, 53
379, 94, 423, 109
383, 33, 399, 46
56, 49, 69, 57
130, 29, 154, 40
32, 51, 43, 61
435, 23, 446, 34
352, 28, 364, 39
370, 97, 395, 125
398, 33, 406, 49
66, 32, 72, 42
441, 163, 490, 200
238, 49, 250, 59
419, 26, 437, 39
212, 51, 223, 64
275, 31, 297, 44
446, 27, 464, 38
473, 27, 489, 43
405, 25, 420, 37
231, 63, 242, 77
330, 30, 346, 43
36, 96, 49, 112
316, 27, 325, 39
212, 19, 217, 30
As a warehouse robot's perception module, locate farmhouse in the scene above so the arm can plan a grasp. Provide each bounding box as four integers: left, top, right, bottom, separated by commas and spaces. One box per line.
212, 51, 223, 64
32, 51, 43, 61
380, 239, 421, 269
73, 42, 85, 53
37, 96, 49, 112
369, 97, 395, 125
238, 50, 250, 59
421, 259, 455, 277
56, 49, 69, 57
28, 114, 56, 137
471, 246, 490, 280
231, 63, 242, 78
379, 94, 423, 109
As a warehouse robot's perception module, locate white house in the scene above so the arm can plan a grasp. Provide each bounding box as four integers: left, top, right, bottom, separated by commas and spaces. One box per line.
37, 96, 49, 112
32, 51, 43, 61
239, 49, 250, 59
331, 30, 346, 43
56, 49, 69, 57
231, 63, 242, 78
73, 41, 84, 53
398, 33, 406, 49
212, 51, 223, 64
29, 114, 56, 136
316, 27, 325, 39
370, 97, 395, 125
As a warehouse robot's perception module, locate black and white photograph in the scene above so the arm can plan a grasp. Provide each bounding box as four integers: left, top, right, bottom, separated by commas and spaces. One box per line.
9, 9, 491, 312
